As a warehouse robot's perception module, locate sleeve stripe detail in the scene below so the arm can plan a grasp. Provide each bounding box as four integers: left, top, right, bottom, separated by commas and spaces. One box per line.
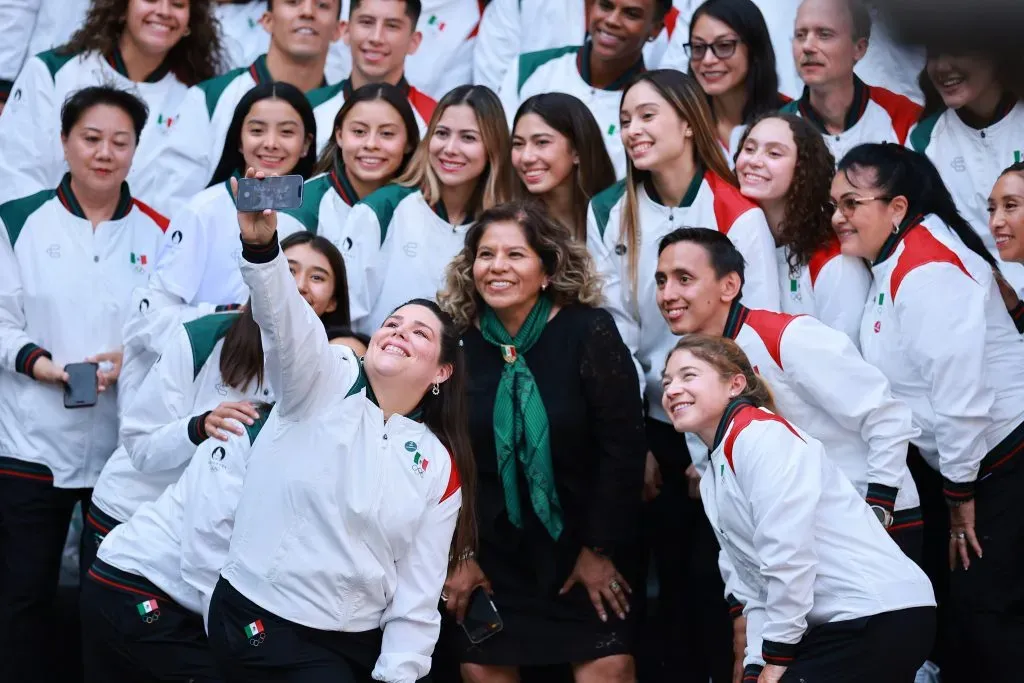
15, 343, 51, 377
762, 639, 798, 665
188, 412, 211, 446
240, 233, 280, 264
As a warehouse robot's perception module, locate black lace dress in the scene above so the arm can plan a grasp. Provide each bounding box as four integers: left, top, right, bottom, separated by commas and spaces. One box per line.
450, 304, 647, 666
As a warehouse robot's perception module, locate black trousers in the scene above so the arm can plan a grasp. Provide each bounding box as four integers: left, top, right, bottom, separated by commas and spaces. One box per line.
80, 559, 220, 683
778, 607, 935, 682
208, 577, 433, 683
80, 504, 121, 583
643, 419, 733, 683
0, 458, 91, 682
943, 458, 1024, 683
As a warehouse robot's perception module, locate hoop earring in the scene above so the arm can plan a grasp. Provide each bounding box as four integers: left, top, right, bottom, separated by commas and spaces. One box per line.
892, 223, 900, 235
432, 383, 440, 396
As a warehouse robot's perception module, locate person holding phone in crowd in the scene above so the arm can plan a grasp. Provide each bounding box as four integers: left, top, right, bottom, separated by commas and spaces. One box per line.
736, 112, 870, 343
339, 84, 515, 336
0, 0, 222, 206
282, 82, 420, 247
438, 201, 646, 683
833, 143, 1024, 682
510, 93, 617, 242
660, 334, 935, 683
0, 86, 169, 681
204, 167, 475, 682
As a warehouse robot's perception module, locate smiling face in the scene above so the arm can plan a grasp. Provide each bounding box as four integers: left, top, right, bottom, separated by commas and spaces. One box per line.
240, 98, 311, 176
661, 349, 744, 440
428, 104, 487, 189
926, 52, 999, 112
620, 80, 692, 173
365, 303, 451, 390
655, 240, 740, 336
690, 14, 749, 98
511, 113, 578, 197
989, 171, 1024, 263
588, 0, 662, 63
285, 242, 337, 316
337, 99, 409, 185
829, 166, 906, 260
62, 104, 137, 197
264, 0, 342, 61
123, 0, 190, 57
736, 117, 797, 205
472, 220, 549, 318
343, 0, 421, 83
792, 0, 864, 88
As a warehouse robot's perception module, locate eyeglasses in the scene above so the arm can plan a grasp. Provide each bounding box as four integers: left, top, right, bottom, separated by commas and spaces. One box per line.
684, 39, 741, 61
828, 195, 893, 218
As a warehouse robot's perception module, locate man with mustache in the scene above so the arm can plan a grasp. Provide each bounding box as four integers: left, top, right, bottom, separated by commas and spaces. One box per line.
782, 0, 921, 163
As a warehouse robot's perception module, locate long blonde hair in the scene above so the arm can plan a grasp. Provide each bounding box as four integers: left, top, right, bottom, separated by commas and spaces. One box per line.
666, 334, 777, 413
396, 85, 515, 220
620, 70, 736, 299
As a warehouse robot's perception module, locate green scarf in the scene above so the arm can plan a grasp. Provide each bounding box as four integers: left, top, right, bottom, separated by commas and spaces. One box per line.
479, 296, 564, 540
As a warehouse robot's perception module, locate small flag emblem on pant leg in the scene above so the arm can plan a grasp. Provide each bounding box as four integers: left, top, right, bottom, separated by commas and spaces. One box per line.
245, 620, 266, 645
136, 599, 160, 622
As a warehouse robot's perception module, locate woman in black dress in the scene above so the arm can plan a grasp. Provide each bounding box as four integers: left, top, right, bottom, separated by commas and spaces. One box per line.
438, 200, 647, 682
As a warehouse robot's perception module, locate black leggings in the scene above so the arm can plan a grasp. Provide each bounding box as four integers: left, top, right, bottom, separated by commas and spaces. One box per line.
208, 577, 433, 683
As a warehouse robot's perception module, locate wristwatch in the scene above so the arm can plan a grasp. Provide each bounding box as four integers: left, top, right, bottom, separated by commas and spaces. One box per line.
870, 505, 893, 529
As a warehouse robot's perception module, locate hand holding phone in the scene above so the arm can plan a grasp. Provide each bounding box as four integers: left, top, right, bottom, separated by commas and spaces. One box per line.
460, 586, 503, 644
64, 362, 99, 409
232, 169, 279, 248
235, 174, 304, 212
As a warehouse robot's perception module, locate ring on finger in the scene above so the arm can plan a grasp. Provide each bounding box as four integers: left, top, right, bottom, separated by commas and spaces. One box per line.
440, 591, 449, 602
609, 580, 621, 592
957, 532, 966, 540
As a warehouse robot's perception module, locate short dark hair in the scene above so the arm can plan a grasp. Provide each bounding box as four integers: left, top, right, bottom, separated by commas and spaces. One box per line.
1000, 161, 1024, 179
267, 0, 344, 19
209, 81, 318, 187
658, 227, 746, 287
350, 0, 422, 25
845, 0, 872, 42
60, 85, 148, 143
654, 0, 674, 21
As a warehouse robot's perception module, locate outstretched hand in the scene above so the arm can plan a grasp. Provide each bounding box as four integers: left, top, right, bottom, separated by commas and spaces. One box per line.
232, 168, 277, 246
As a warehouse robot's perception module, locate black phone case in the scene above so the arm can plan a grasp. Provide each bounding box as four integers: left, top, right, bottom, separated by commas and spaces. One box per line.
461, 587, 503, 644
63, 362, 98, 409
235, 175, 304, 212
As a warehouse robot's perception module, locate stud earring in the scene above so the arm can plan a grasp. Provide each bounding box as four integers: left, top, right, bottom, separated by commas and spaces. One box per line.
432, 383, 440, 396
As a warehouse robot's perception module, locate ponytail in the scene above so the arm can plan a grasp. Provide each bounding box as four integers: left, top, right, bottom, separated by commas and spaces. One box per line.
837, 144, 998, 270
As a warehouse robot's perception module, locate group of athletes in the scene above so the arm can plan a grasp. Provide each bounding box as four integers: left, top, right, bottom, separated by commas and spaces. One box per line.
0, 0, 1022, 682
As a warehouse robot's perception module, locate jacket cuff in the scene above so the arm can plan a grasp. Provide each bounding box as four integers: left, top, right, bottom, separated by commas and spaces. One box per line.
240, 232, 279, 264
187, 412, 212, 446
943, 478, 975, 505
1011, 300, 1024, 334
727, 593, 744, 619
762, 639, 798, 667
15, 343, 51, 378
215, 303, 243, 312
0, 79, 11, 101
743, 664, 764, 682
865, 483, 898, 514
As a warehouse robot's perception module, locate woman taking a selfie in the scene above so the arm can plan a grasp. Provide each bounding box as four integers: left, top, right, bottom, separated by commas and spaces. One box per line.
510, 93, 616, 241
736, 113, 871, 343
281, 82, 420, 248
205, 168, 476, 682
0, 0, 222, 206
340, 84, 516, 335
0, 85, 168, 680
660, 335, 935, 683
85, 232, 360, 571
438, 201, 646, 683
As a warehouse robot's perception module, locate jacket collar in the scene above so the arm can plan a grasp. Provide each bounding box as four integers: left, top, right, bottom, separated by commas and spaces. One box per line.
56, 173, 133, 221
432, 199, 474, 225
722, 299, 750, 340
346, 359, 425, 421
872, 212, 925, 266
105, 45, 171, 83
797, 75, 871, 134
644, 166, 704, 208
329, 158, 360, 207
955, 92, 1020, 130
712, 397, 757, 452
336, 75, 411, 101
576, 38, 646, 92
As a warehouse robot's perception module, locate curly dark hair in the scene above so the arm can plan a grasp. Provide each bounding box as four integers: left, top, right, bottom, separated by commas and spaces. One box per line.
61, 0, 223, 86
736, 111, 836, 274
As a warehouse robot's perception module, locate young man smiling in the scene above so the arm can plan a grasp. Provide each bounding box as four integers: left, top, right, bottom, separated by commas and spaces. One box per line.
149, 0, 344, 216
310, 0, 437, 151
654, 226, 925, 680
498, 0, 674, 178
781, 0, 921, 164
